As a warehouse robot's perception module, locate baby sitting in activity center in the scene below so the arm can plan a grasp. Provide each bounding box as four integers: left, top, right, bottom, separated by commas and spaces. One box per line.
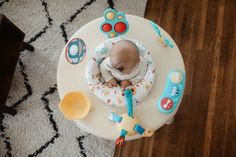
100, 40, 147, 89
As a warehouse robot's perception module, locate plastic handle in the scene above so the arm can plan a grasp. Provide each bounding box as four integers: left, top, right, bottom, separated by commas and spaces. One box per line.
123, 89, 133, 117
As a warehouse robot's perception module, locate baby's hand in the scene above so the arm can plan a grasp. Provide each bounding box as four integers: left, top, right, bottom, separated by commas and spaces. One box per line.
120, 80, 131, 89
107, 78, 117, 88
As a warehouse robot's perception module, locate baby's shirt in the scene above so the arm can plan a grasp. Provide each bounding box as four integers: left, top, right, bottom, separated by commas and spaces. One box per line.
100, 56, 147, 85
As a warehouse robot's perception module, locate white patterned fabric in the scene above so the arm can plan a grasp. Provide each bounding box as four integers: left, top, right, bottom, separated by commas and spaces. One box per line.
86, 37, 156, 108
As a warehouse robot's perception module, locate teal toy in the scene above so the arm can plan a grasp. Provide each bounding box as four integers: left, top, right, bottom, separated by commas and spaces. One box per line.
65, 38, 86, 64
100, 8, 129, 38
109, 88, 153, 146
150, 21, 174, 48
123, 89, 133, 117
157, 70, 185, 114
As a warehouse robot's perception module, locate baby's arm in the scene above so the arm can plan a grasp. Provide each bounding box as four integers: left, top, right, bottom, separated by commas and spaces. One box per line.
129, 62, 148, 85
100, 60, 113, 82
100, 58, 117, 87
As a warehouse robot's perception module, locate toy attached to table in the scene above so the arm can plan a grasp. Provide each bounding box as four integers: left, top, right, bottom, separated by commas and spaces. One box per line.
57, 8, 186, 146
100, 9, 129, 38
150, 21, 174, 48
109, 87, 153, 146
157, 70, 185, 114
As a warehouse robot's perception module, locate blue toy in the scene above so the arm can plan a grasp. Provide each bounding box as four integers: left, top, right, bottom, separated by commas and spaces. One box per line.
157, 70, 185, 114
109, 88, 153, 146
123, 89, 133, 117
150, 21, 174, 48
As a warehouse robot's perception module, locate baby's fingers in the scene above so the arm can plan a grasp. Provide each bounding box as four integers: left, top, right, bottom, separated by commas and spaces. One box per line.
107, 82, 113, 88
112, 81, 117, 87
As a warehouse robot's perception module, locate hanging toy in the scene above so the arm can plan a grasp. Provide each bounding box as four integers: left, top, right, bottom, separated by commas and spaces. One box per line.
109, 87, 153, 146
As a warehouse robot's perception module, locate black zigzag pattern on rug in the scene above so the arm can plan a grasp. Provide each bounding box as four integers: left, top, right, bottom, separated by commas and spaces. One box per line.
11, 59, 33, 109
0, 114, 12, 157
76, 134, 91, 157
27, 0, 53, 44
0, 57, 32, 157
28, 84, 59, 157
60, 0, 96, 43
60, 0, 115, 43
77, 136, 87, 157
0, 0, 9, 8
0, 58, 33, 114
0, 0, 53, 156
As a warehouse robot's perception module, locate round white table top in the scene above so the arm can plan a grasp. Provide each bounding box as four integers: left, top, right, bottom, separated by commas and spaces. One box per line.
57, 14, 185, 141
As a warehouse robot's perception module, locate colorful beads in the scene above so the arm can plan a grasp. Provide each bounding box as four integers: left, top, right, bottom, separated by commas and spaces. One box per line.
100, 9, 129, 38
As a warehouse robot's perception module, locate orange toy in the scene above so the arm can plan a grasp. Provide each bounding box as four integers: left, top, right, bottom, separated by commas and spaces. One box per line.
59, 91, 91, 120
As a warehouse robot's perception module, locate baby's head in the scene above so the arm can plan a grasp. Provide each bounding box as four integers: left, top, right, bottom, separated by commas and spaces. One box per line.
110, 40, 139, 74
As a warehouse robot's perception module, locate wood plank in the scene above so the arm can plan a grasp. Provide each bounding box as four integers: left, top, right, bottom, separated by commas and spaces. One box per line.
114, 0, 236, 156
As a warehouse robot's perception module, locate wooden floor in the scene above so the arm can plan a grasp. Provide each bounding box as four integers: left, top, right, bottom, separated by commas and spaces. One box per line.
114, 0, 236, 156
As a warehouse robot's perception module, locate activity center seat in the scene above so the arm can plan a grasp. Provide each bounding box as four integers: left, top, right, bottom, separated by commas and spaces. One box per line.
57, 8, 186, 145
86, 37, 155, 108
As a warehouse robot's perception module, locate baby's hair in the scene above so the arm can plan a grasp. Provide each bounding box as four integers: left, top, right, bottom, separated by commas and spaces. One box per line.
110, 39, 140, 72
116, 40, 139, 54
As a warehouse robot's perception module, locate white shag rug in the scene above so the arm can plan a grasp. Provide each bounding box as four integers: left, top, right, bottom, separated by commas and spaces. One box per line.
0, 0, 147, 156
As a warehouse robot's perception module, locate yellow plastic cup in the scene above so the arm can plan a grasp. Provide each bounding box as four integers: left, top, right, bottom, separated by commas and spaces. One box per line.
59, 91, 91, 120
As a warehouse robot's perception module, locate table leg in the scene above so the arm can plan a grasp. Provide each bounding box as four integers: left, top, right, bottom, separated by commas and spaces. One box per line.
0, 106, 17, 116
21, 42, 34, 52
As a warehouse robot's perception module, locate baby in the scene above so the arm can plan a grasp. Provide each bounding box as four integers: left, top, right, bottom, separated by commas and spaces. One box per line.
100, 40, 147, 89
